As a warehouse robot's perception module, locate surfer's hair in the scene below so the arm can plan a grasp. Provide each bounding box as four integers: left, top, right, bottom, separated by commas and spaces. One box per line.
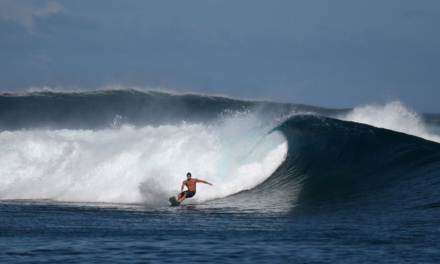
187, 172, 192, 176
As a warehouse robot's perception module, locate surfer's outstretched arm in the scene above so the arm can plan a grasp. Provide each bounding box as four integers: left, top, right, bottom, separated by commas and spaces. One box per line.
195, 179, 213, 186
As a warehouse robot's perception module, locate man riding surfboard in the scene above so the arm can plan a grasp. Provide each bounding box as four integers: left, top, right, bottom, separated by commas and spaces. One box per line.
178, 172, 213, 203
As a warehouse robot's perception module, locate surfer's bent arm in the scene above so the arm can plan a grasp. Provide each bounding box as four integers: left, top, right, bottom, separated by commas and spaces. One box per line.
195, 179, 213, 186
181, 181, 186, 192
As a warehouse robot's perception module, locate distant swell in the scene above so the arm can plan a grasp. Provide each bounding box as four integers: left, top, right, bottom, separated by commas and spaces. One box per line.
0, 90, 341, 131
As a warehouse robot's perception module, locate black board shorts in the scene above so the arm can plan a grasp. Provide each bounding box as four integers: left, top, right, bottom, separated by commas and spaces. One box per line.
180, 191, 196, 198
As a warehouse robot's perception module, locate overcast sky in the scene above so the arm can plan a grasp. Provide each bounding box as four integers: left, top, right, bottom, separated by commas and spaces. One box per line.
1, 0, 439, 112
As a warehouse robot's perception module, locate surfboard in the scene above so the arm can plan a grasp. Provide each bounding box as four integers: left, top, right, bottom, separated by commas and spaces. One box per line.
169, 196, 180, 206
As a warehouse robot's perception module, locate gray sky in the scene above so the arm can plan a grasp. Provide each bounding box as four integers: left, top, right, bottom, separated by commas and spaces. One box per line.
1, 0, 439, 112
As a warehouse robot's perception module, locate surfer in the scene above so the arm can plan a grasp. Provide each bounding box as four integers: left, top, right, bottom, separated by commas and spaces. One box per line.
178, 172, 213, 203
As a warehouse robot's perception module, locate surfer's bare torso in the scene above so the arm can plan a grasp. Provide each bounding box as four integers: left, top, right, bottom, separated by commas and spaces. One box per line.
183, 178, 199, 192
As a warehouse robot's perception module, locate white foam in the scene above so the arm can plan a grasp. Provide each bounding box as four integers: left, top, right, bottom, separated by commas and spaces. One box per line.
339, 101, 440, 143
0, 114, 287, 205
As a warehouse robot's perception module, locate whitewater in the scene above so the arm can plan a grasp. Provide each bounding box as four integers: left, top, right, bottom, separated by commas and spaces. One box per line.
0, 118, 287, 204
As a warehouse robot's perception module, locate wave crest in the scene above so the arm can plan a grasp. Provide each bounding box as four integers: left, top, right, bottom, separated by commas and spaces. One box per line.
339, 101, 440, 143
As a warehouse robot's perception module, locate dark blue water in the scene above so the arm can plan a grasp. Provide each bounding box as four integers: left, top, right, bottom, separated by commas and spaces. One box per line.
1, 90, 440, 263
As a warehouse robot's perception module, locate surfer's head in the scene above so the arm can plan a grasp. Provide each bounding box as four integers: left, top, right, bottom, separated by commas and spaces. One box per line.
187, 172, 192, 180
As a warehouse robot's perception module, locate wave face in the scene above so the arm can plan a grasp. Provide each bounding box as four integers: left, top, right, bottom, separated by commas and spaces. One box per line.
1, 90, 440, 211
275, 115, 440, 208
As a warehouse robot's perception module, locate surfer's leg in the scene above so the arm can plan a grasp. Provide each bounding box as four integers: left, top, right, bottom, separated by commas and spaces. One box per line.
178, 193, 187, 203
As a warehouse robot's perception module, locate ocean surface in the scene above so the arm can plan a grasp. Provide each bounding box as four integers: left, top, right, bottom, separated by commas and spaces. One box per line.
1, 90, 440, 263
